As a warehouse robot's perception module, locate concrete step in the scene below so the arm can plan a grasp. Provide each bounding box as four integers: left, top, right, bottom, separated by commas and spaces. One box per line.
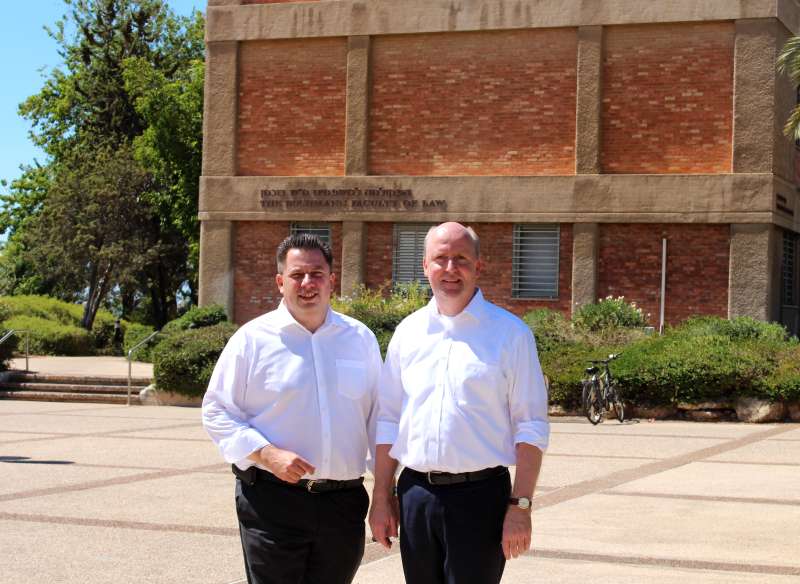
5, 373, 151, 386
0, 382, 141, 395
0, 390, 140, 405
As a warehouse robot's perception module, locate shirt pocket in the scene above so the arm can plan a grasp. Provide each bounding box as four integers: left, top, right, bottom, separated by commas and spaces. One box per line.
336, 359, 368, 400
449, 361, 505, 408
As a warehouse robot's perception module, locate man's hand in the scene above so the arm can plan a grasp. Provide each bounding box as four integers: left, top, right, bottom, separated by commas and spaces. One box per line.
250, 445, 314, 483
369, 491, 399, 549
502, 507, 532, 560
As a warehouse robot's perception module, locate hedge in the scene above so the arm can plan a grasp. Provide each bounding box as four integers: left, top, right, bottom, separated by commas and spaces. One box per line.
152, 322, 238, 397
161, 304, 228, 336
2, 315, 93, 356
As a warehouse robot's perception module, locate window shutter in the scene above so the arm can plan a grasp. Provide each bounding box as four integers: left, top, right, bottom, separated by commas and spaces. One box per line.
512, 224, 560, 299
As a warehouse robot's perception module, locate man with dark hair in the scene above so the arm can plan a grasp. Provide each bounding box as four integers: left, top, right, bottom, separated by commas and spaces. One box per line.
369, 222, 549, 584
203, 233, 381, 584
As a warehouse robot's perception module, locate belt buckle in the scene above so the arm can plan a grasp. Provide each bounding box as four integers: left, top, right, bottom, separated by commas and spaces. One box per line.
426, 472, 440, 485
306, 480, 316, 493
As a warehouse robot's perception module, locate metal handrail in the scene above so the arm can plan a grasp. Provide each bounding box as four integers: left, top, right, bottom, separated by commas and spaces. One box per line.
127, 330, 161, 406
0, 329, 30, 372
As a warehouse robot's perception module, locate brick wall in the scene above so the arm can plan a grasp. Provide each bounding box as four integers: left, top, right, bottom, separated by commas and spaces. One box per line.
597, 224, 729, 325
364, 222, 394, 290
242, 1, 323, 4
476, 223, 573, 317
237, 39, 347, 176
601, 22, 734, 174
233, 221, 343, 324
369, 30, 577, 176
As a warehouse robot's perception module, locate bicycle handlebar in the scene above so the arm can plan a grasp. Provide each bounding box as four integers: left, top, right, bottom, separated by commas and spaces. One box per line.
588, 353, 621, 364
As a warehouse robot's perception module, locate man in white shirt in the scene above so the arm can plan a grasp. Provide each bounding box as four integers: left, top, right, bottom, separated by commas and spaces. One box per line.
369, 222, 550, 584
203, 233, 382, 584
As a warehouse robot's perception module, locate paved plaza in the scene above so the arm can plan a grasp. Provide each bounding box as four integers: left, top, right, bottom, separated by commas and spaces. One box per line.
0, 400, 798, 583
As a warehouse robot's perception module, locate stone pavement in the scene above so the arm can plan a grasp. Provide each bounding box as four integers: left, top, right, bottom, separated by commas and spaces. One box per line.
0, 400, 798, 584
8, 356, 154, 379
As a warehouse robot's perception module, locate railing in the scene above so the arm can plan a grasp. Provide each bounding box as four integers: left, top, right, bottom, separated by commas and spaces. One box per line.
0, 329, 30, 372
127, 331, 161, 406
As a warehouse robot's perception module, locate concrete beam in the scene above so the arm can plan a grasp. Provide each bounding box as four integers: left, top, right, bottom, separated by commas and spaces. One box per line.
207, 0, 800, 42
199, 173, 775, 224
575, 26, 602, 175
571, 223, 599, 310
340, 221, 366, 295
729, 224, 779, 321
345, 36, 370, 175
199, 220, 235, 318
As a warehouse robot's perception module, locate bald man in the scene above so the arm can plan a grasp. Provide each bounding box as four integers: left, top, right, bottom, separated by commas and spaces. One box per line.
369, 222, 550, 584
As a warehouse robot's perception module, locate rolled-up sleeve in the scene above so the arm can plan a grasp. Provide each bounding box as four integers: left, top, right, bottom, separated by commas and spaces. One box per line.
507, 328, 550, 452
375, 332, 404, 445
201, 333, 270, 467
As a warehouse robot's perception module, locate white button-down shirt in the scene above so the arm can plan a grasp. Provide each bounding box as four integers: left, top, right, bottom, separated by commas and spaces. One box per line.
376, 290, 549, 472
202, 302, 382, 480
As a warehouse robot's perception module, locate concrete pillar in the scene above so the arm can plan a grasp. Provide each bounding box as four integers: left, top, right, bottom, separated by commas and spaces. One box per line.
733, 19, 791, 176
345, 35, 370, 176
199, 220, 235, 320
200, 40, 238, 310
340, 35, 371, 292
341, 222, 367, 296
728, 224, 778, 321
571, 223, 599, 312
575, 26, 603, 175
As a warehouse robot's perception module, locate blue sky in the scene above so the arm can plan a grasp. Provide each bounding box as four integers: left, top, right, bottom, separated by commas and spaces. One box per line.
0, 0, 205, 189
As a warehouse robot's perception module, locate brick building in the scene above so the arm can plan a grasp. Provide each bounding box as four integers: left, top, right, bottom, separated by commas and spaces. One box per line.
199, 0, 800, 333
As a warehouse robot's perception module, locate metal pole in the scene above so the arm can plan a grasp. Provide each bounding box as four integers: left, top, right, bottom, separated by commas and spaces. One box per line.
127, 352, 132, 407
659, 238, 667, 334
25, 330, 29, 372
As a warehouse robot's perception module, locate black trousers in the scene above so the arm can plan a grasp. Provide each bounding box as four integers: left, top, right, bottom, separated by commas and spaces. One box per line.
235, 478, 369, 584
397, 468, 511, 584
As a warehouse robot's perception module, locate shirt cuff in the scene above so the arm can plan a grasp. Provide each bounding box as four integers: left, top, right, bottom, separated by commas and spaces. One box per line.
514, 420, 550, 453
375, 421, 398, 445
220, 427, 270, 466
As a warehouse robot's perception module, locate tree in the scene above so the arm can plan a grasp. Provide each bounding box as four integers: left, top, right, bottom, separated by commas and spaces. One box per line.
2, 0, 205, 328
778, 36, 800, 140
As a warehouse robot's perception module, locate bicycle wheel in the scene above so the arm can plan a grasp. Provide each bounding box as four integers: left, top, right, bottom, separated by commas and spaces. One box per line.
582, 380, 602, 425
608, 384, 625, 423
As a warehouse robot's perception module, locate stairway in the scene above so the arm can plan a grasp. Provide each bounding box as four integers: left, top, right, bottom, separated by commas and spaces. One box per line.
0, 372, 152, 404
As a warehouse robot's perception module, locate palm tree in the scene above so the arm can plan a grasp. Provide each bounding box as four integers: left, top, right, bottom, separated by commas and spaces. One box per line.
777, 36, 800, 140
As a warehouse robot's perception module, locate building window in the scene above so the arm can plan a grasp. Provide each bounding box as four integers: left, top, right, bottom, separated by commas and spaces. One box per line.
290, 223, 331, 246
512, 224, 560, 299
393, 223, 433, 286
782, 230, 797, 306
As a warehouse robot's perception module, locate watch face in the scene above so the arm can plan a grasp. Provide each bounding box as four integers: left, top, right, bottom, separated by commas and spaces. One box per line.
518, 497, 531, 509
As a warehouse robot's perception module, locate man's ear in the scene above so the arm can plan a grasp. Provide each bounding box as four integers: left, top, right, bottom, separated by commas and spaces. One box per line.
475, 258, 483, 278
329, 273, 336, 287
275, 273, 284, 294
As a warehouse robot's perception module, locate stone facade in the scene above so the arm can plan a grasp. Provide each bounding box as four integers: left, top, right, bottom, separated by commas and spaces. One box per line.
200, 0, 800, 330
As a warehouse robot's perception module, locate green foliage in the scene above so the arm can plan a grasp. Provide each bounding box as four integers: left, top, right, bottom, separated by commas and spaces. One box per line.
161, 304, 228, 335
573, 296, 647, 332
152, 322, 238, 397
123, 322, 156, 361
331, 283, 429, 355
0, 294, 120, 354
3, 315, 93, 356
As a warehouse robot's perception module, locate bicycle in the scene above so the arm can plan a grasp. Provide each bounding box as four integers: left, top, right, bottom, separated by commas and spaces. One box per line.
581, 353, 624, 425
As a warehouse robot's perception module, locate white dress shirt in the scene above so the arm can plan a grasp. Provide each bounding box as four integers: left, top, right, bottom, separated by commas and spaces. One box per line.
202, 302, 382, 480
376, 289, 549, 472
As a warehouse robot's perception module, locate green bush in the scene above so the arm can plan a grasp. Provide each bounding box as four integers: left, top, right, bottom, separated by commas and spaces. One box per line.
332, 283, 428, 355
3, 315, 93, 356
0, 295, 120, 354
573, 296, 647, 332
152, 322, 238, 397
757, 345, 800, 402
161, 304, 228, 336
524, 308, 575, 355
0, 299, 12, 323
123, 322, 157, 362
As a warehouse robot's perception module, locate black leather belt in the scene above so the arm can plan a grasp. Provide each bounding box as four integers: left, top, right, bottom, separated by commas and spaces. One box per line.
404, 466, 507, 486
232, 465, 364, 493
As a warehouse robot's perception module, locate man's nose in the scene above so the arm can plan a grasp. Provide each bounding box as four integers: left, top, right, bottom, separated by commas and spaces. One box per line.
301, 273, 314, 285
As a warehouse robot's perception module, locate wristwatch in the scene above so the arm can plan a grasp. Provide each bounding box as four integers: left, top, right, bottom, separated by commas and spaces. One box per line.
509, 496, 531, 510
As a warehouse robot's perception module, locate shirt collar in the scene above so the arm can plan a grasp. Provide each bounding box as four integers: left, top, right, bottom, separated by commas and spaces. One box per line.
274, 300, 342, 332
427, 288, 487, 323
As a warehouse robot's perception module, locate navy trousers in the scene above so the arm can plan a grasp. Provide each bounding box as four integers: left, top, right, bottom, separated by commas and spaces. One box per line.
397, 468, 512, 584
235, 478, 368, 584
